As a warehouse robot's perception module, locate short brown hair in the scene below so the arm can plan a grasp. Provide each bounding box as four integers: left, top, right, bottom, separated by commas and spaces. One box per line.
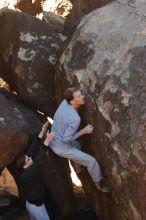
64, 87, 79, 103
16, 155, 26, 168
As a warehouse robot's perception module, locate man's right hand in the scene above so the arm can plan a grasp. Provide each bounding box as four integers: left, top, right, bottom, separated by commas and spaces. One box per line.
44, 132, 55, 146
80, 124, 93, 135
42, 121, 49, 132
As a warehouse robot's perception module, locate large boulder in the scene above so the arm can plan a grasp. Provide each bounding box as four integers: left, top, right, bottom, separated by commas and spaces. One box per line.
0, 9, 67, 117
0, 88, 41, 168
55, 0, 146, 220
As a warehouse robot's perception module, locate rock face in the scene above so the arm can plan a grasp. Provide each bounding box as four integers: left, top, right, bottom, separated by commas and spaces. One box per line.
55, 1, 146, 219
0, 190, 29, 219
0, 88, 41, 168
43, 11, 65, 34
0, 9, 67, 117
43, 0, 114, 34
64, 0, 114, 33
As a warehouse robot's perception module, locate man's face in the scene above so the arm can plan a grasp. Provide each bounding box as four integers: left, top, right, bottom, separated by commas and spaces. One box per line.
73, 90, 85, 106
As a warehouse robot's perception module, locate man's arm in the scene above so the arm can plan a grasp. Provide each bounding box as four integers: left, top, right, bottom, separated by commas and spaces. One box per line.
22, 132, 55, 177
38, 121, 49, 139
78, 124, 93, 137
26, 137, 41, 158
26, 121, 49, 157
21, 147, 47, 178
63, 118, 93, 144
62, 119, 80, 143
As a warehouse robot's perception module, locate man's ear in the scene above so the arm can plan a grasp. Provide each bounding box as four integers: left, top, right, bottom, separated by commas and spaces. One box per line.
70, 99, 74, 105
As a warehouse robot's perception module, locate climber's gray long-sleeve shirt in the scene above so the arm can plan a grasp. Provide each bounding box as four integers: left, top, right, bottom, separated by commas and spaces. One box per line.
50, 99, 81, 147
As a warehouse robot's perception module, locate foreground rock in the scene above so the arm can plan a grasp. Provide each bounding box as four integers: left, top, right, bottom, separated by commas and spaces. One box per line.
0, 190, 29, 219
43, 11, 65, 34
0, 9, 67, 117
55, 0, 146, 219
0, 88, 40, 168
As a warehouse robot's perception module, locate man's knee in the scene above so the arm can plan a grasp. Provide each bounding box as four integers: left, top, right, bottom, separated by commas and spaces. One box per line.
89, 157, 97, 167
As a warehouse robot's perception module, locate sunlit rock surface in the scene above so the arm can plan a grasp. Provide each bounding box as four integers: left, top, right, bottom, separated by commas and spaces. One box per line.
15, 0, 43, 16
43, 0, 73, 17
43, 0, 114, 34
43, 0, 113, 17
55, 0, 146, 219
0, 78, 9, 91
0, 9, 67, 117
0, 0, 16, 10
0, 168, 18, 196
0, 0, 42, 15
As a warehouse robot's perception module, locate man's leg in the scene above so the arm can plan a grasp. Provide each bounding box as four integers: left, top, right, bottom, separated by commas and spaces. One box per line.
52, 145, 111, 193
70, 141, 82, 174
26, 201, 50, 220
52, 145, 102, 183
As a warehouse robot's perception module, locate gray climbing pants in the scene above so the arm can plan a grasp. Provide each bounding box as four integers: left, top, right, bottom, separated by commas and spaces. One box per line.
50, 140, 102, 182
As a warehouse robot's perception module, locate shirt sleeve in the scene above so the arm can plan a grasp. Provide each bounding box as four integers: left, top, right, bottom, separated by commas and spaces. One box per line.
62, 118, 80, 143
26, 137, 41, 158
22, 147, 47, 178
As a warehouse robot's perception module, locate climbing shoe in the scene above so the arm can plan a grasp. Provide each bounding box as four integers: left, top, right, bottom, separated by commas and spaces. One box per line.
95, 182, 111, 194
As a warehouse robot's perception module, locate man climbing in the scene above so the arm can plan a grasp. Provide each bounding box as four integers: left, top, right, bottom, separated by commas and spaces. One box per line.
49, 87, 110, 193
